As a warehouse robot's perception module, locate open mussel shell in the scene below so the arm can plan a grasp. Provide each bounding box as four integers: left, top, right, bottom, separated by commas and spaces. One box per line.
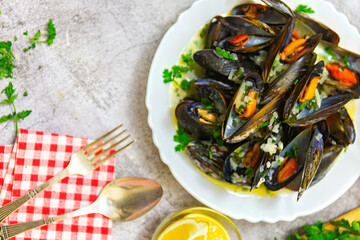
194, 78, 234, 114
311, 145, 343, 186
193, 49, 260, 80
295, 12, 340, 45
317, 40, 360, 97
186, 141, 230, 181
265, 125, 323, 199
297, 126, 323, 200
205, 16, 230, 49
222, 72, 267, 143
175, 100, 220, 140
231, 3, 288, 26
288, 92, 354, 127
223, 140, 267, 189
262, 53, 316, 105
280, 33, 322, 63
283, 61, 324, 120
326, 108, 356, 147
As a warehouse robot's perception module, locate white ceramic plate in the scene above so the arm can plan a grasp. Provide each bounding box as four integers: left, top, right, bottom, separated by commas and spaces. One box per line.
146, 0, 360, 222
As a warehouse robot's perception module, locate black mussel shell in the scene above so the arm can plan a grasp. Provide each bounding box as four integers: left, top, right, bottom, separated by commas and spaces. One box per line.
175, 100, 219, 140
193, 49, 260, 79
186, 141, 230, 181
205, 16, 230, 49
295, 12, 340, 45
326, 108, 356, 147
262, 53, 316, 105
311, 145, 343, 186
265, 126, 323, 193
231, 3, 288, 25
289, 92, 354, 127
283, 61, 324, 120
223, 72, 268, 143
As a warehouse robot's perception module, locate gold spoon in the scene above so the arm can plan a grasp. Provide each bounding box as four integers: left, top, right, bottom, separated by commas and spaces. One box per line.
0, 177, 163, 240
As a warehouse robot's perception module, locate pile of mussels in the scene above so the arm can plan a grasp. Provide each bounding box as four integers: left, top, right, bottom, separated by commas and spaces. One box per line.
175, 0, 358, 200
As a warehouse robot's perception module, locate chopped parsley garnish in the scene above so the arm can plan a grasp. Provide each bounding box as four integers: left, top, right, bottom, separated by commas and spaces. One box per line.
0, 41, 15, 79
215, 47, 235, 60
343, 54, 350, 68
294, 79, 299, 85
162, 65, 189, 83
181, 50, 194, 64
324, 47, 336, 60
272, 59, 279, 69
286, 219, 360, 240
295, 4, 315, 14
245, 167, 254, 178
180, 79, 192, 90
173, 125, 191, 152
23, 31, 28, 36
14, 36, 17, 42
237, 104, 244, 113
0, 82, 32, 136
201, 98, 214, 110
285, 145, 299, 159
208, 147, 213, 160
23, 91, 28, 97
23, 19, 57, 52
259, 121, 269, 128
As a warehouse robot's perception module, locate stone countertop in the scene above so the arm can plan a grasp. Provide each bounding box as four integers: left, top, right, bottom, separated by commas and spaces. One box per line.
0, 0, 359, 239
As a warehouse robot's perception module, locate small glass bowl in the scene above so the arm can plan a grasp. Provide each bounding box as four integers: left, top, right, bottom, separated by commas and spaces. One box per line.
152, 207, 241, 240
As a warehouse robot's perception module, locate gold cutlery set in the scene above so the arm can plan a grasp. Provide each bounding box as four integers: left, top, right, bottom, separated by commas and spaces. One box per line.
0, 125, 162, 240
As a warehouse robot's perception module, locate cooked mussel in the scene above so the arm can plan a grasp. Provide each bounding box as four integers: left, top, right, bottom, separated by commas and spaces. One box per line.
317, 40, 360, 97
194, 78, 234, 114
193, 49, 260, 81
283, 61, 354, 127
326, 108, 356, 147
231, 3, 288, 26
187, 141, 230, 181
280, 33, 322, 63
176, 100, 220, 139
223, 140, 267, 189
265, 126, 323, 200
222, 72, 266, 142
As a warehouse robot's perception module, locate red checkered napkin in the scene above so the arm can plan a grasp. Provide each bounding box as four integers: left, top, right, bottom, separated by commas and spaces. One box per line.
0, 145, 13, 187
0, 129, 115, 240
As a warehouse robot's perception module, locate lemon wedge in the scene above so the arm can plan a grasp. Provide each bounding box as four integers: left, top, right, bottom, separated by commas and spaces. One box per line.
157, 218, 209, 240
184, 213, 231, 240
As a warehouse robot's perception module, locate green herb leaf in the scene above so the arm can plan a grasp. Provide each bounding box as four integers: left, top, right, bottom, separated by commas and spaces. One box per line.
162, 69, 173, 83
23, 91, 28, 97
0, 82, 31, 135
324, 47, 336, 60
215, 47, 235, 60
295, 4, 315, 14
259, 121, 269, 128
0, 41, 15, 79
14, 36, 17, 42
17, 110, 32, 120
294, 79, 299, 85
23, 31, 28, 36
46, 19, 56, 45
245, 167, 254, 178
181, 50, 194, 64
180, 79, 192, 90
285, 145, 299, 159
343, 54, 350, 68
174, 126, 192, 152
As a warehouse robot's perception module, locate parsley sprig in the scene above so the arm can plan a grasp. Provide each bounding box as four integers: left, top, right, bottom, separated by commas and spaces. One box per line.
173, 125, 192, 152
286, 219, 360, 240
0, 41, 15, 79
215, 47, 235, 60
0, 82, 31, 136
295, 4, 315, 14
24, 19, 56, 52
163, 65, 194, 91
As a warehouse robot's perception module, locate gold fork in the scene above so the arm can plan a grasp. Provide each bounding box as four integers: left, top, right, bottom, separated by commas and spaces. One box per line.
0, 124, 134, 223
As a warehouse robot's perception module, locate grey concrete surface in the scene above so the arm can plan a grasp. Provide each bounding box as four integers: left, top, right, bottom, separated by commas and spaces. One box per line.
0, 0, 359, 239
